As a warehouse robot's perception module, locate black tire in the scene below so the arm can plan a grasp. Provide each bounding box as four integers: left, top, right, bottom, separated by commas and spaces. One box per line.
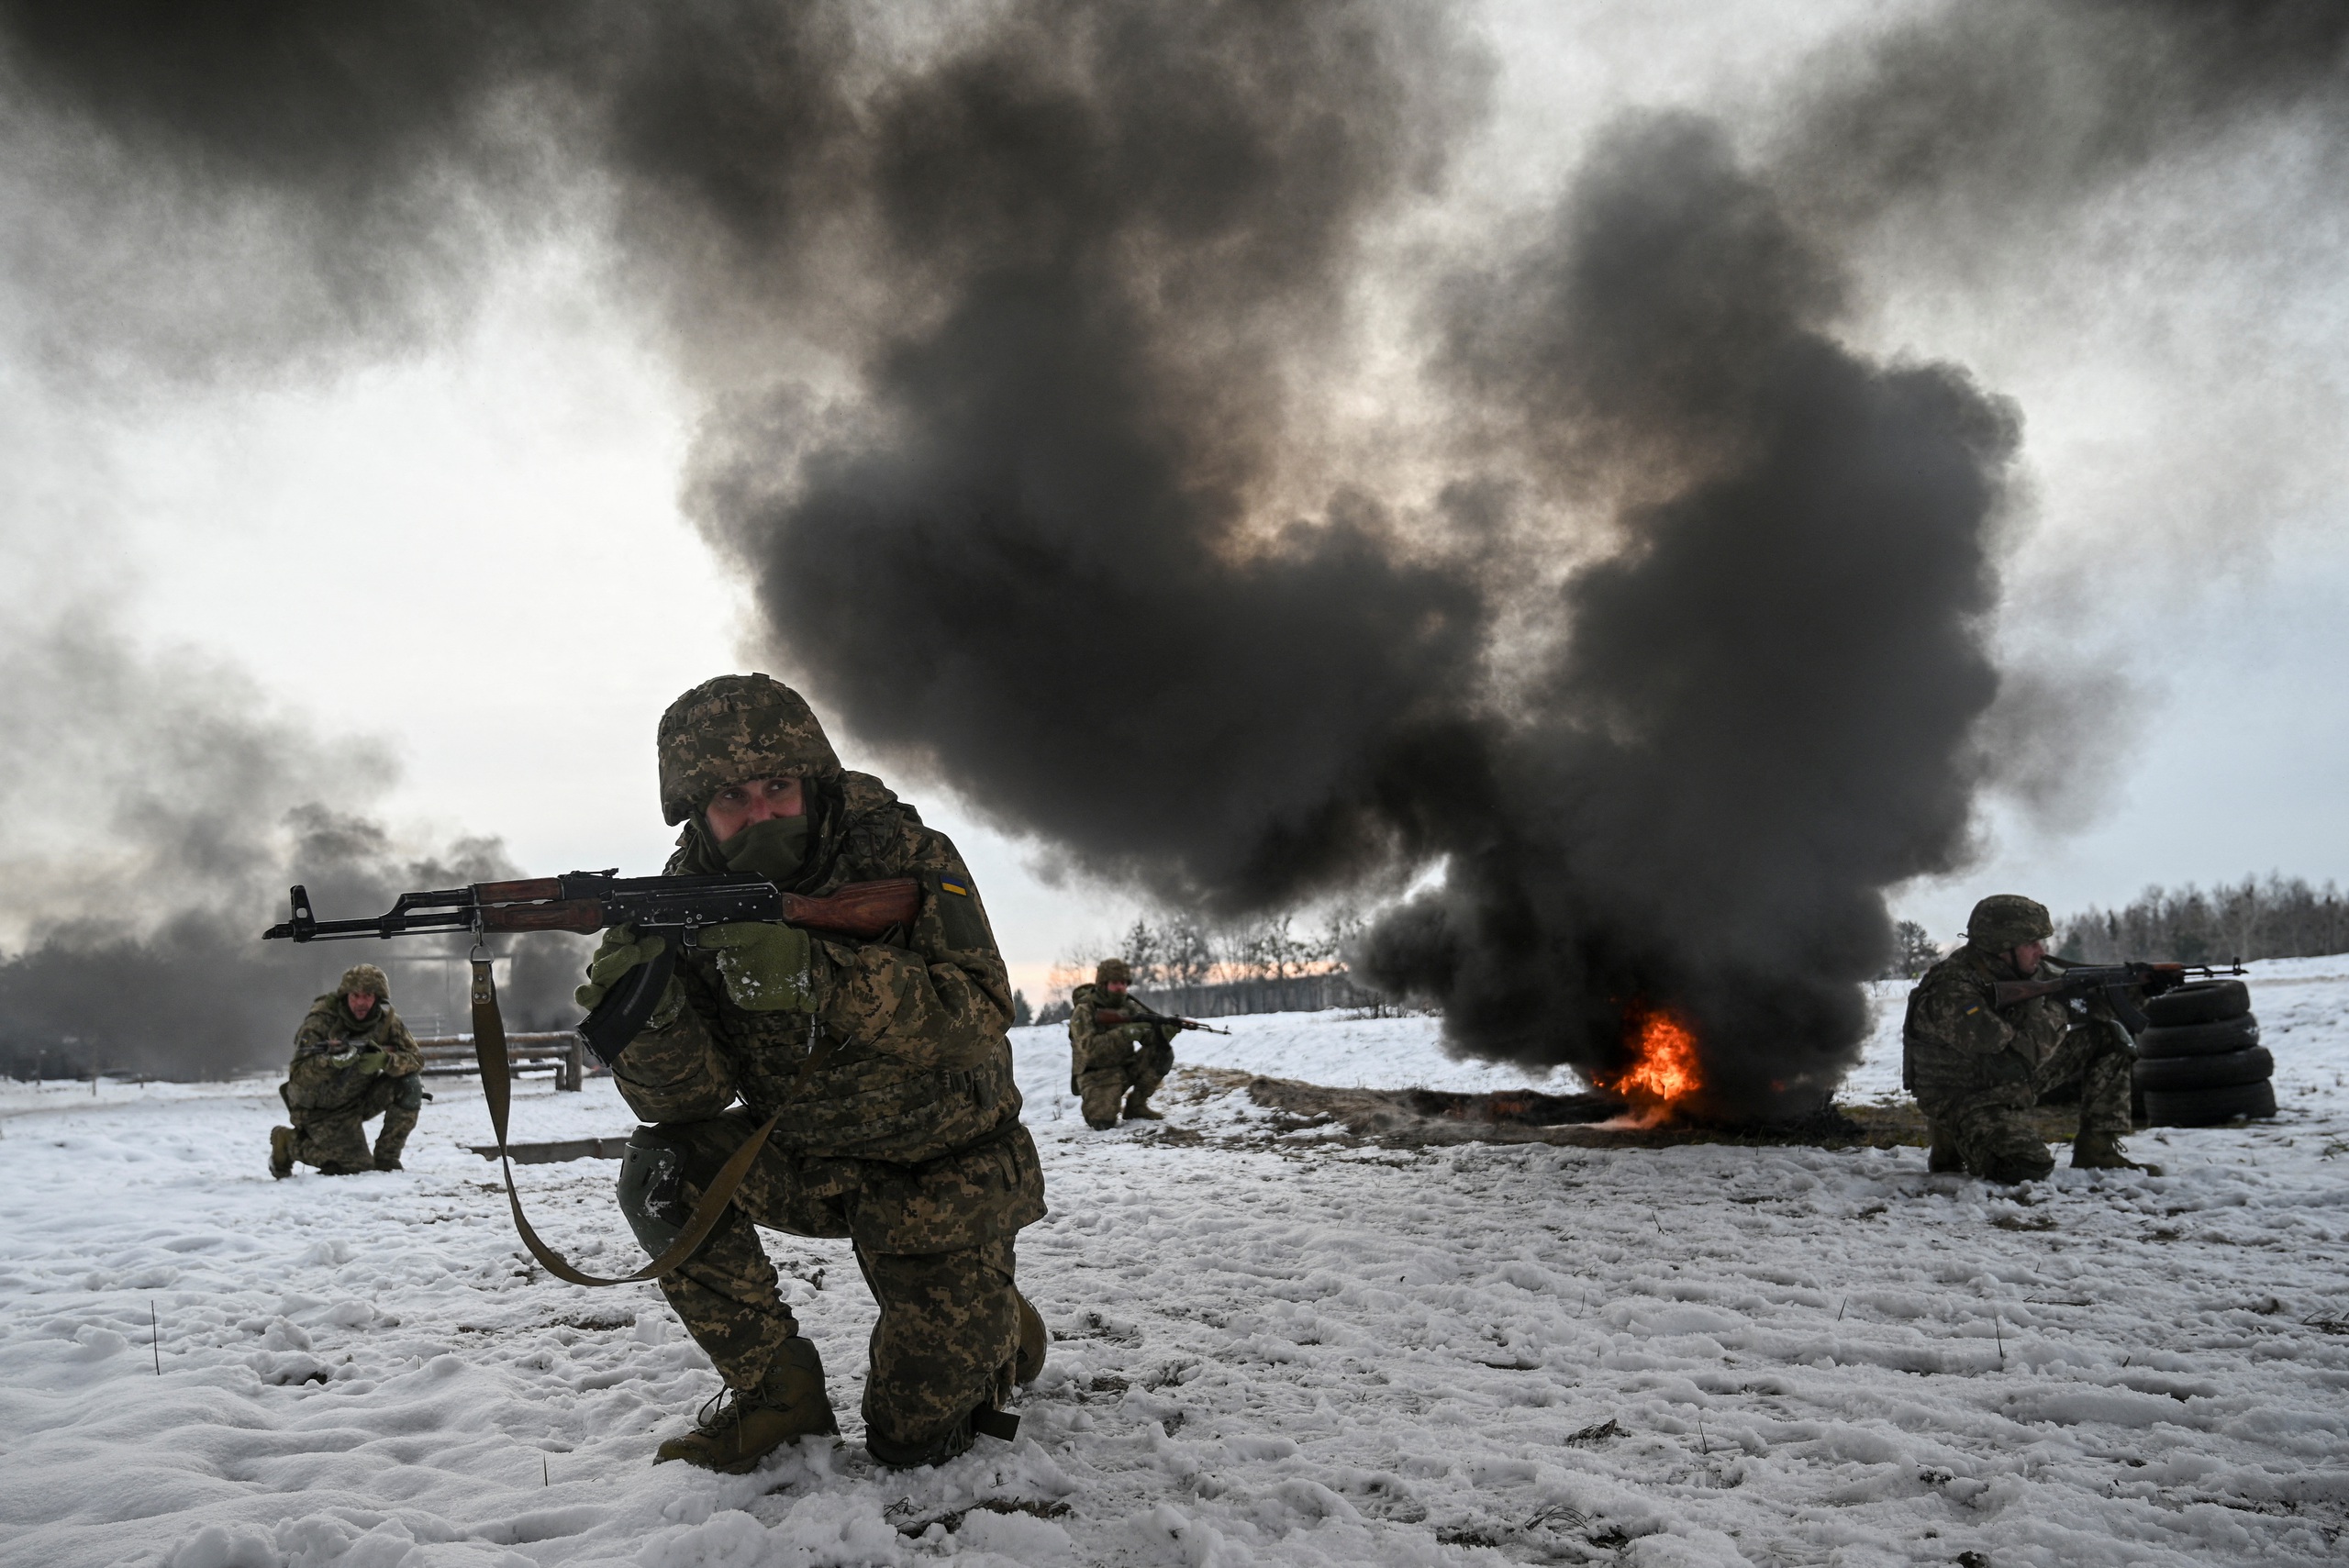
2136, 1015, 2260, 1058
2143, 979, 2251, 1027
2134, 1046, 2273, 1093
2142, 1078, 2277, 1127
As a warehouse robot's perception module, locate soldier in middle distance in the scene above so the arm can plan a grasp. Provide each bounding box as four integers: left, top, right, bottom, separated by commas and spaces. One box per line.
1067, 958, 1176, 1129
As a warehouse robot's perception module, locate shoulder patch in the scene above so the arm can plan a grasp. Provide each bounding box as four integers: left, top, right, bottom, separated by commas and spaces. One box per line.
940, 876, 970, 897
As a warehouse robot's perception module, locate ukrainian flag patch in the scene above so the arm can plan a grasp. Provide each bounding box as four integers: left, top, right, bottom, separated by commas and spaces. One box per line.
941, 878, 970, 897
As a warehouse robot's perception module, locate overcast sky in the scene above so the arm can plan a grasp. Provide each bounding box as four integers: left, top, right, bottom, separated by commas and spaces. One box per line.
2, 0, 2343, 1009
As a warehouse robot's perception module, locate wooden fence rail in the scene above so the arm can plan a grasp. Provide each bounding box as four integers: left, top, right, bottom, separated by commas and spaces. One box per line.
411, 1032, 588, 1092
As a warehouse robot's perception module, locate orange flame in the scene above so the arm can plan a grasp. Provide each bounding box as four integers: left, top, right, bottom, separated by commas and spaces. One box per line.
1608, 1006, 1702, 1109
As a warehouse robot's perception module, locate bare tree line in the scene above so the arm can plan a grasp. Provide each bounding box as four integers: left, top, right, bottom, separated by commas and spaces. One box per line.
1048, 908, 1368, 995
2055, 874, 2349, 966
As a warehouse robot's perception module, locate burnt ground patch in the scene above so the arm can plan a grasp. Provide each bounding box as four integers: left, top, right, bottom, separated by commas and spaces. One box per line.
1172, 1066, 2088, 1153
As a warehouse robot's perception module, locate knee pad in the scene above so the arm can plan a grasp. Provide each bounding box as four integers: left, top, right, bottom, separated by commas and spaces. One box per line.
616, 1128, 694, 1259
390, 1074, 425, 1112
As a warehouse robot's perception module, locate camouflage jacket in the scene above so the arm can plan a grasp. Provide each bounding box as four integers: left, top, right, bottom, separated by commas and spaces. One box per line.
1901, 944, 2071, 1105
285, 995, 423, 1113
1068, 983, 1163, 1075
610, 772, 1031, 1171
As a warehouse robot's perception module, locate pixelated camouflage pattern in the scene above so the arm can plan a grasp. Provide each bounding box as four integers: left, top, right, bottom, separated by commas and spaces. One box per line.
657, 673, 842, 826
285, 992, 424, 1112
614, 771, 1030, 1166
1901, 945, 2070, 1100
1068, 982, 1174, 1128
1964, 893, 2054, 951
285, 1073, 424, 1173
281, 991, 425, 1171
337, 962, 392, 1000
635, 1109, 1029, 1460
1905, 943, 2134, 1181
603, 736, 1041, 1445
1918, 1025, 2134, 1183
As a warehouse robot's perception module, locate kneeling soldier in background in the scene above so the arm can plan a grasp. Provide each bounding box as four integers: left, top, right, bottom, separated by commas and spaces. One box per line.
1067, 958, 1175, 1129
582, 673, 1046, 1473
1903, 894, 2154, 1183
271, 963, 425, 1176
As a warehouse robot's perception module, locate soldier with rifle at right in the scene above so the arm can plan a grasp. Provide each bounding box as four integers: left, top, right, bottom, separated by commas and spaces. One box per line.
1066, 957, 1225, 1129
1903, 893, 2234, 1184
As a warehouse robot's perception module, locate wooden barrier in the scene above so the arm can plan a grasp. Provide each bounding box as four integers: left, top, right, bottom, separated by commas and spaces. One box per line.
412, 1032, 588, 1092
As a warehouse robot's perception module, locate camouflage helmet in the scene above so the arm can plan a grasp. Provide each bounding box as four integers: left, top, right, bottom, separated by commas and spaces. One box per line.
657, 673, 841, 826
339, 963, 390, 1000
1096, 958, 1131, 986
1965, 894, 2054, 951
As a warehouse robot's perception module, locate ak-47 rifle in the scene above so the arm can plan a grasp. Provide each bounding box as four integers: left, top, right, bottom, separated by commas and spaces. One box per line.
262, 869, 921, 1292
1095, 1004, 1232, 1037
1990, 959, 2245, 1033
262, 871, 918, 1063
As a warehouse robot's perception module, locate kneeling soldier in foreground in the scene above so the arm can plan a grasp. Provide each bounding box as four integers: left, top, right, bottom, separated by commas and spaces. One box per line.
1904, 894, 2154, 1182
271, 963, 425, 1176
1067, 958, 1176, 1129
583, 674, 1045, 1472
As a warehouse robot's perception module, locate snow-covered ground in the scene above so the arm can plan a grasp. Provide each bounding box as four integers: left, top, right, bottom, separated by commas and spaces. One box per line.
4, 962, 2346, 1566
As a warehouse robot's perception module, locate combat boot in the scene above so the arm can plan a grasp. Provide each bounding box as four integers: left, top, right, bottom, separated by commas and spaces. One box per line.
269, 1126, 296, 1181
654, 1338, 838, 1473
1926, 1134, 1963, 1174
2072, 1131, 2161, 1176
1121, 1090, 1163, 1121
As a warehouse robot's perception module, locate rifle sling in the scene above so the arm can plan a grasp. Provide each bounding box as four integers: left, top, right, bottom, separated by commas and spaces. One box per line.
471, 958, 777, 1288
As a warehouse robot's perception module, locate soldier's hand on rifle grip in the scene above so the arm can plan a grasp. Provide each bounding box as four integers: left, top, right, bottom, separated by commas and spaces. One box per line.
351, 1046, 387, 1076
576, 925, 671, 1011
700, 921, 818, 1014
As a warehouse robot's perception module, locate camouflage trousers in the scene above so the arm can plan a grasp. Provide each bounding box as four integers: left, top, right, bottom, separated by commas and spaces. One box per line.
1077, 1036, 1174, 1129
630, 1109, 1033, 1458
284, 1073, 422, 1173
1918, 1023, 2134, 1184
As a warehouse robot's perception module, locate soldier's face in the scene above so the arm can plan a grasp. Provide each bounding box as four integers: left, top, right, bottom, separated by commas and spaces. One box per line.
1105, 981, 1128, 995
2011, 939, 2047, 973
347, 991, 377, 1019
705, 775, 805, 844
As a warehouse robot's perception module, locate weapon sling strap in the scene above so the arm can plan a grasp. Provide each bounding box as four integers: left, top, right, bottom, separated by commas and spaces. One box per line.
471, 957, 777, 1288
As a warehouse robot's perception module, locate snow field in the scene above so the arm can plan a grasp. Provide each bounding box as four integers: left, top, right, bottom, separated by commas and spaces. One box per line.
0, 964, 2343, 1565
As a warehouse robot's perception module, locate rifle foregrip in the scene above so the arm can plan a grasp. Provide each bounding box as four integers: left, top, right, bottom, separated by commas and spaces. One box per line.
780, 878, 920, 938
482, 899, 606, 934
579, 940, 679, 1069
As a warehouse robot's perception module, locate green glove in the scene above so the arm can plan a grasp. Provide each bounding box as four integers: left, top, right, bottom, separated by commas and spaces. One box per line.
698, 921, 817, 1013
351, 1046, 387, 1076
575, 925, 670, 1011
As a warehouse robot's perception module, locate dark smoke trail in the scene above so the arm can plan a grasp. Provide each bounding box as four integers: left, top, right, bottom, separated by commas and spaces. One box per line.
1, 0, 2339, 1109
1778, 0, 2349, 238
0, 621, 585, 1079
690, 0, 1492, 906
1357, 117, 2015, 1115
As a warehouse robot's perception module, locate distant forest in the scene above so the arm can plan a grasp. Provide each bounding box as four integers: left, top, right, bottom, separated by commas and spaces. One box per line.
2056, 875, 2348, 965
1878, 874, 2347, 979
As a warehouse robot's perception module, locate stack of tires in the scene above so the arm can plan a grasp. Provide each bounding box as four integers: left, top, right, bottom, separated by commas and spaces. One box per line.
2135, 978, 2277, 1127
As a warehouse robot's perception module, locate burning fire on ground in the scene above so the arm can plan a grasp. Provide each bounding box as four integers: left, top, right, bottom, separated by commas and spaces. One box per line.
1599, 1006, 1703, 1127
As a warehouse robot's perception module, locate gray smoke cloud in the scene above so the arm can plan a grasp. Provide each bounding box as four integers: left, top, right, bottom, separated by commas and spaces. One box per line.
0, 0, 2338, 1106
0, 617, 588, 1079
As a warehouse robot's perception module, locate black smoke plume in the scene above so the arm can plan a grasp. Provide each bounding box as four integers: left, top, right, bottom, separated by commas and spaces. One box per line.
0, 1, 2338, 1106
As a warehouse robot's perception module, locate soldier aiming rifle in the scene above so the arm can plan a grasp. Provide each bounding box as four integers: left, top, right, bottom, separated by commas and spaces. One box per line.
1903, 893, 2243, 1184
1066, 957, 1222, 1129
264, 673, 1046, 1473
